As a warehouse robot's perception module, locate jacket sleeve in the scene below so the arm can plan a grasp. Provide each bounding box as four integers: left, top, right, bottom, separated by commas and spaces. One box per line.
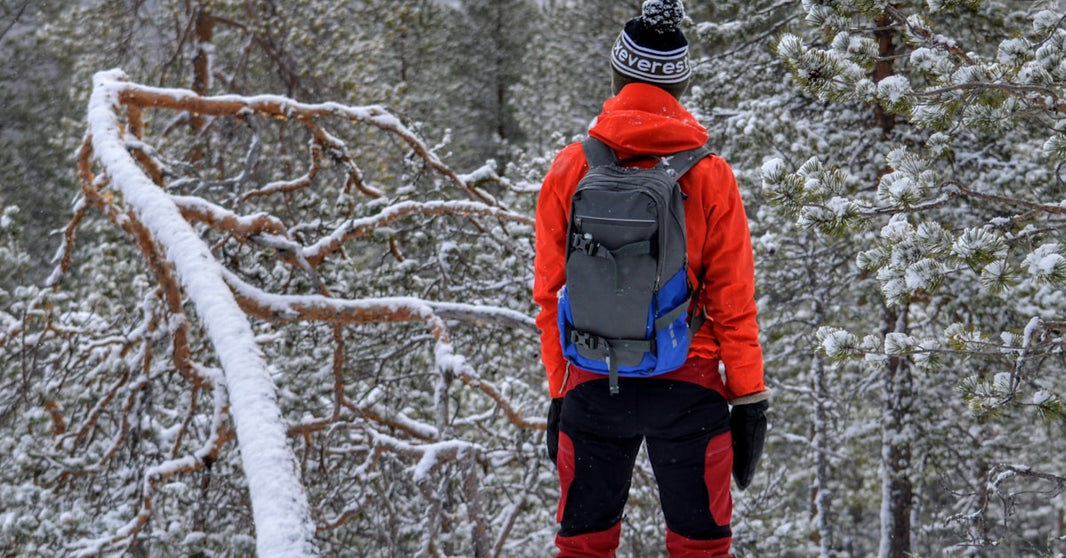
533, 144, 585, 397
693, 158, 766, 400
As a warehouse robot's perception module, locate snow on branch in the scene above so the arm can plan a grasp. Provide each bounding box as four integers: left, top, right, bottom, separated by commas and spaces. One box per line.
223, 268, 542, 431
67, 374, 230, 557
986, 463, 1066, 495
84, 69, 320, 557
303, 199, 532, 267
888, 7, 1066, 116
223, 267, 534, 333
111, 74, 500, 204
64, 69, 543, 556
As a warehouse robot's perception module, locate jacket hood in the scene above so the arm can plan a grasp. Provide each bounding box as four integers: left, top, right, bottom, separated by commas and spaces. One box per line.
588, 82, 709, 157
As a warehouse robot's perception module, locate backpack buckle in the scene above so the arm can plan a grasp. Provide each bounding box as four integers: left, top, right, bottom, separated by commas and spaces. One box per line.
569, 330, 599, 351
570, 232, 599, 256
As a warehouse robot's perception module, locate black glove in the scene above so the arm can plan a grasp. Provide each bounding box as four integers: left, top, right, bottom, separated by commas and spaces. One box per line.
730, 399, 768, 490
546, 398, 564, 464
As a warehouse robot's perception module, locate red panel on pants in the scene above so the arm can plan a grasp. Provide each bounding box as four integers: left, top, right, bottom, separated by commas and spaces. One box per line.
553, 358, 733, 557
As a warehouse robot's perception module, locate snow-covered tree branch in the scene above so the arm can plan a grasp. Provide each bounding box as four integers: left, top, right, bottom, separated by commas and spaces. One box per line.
0, 68, 544, 557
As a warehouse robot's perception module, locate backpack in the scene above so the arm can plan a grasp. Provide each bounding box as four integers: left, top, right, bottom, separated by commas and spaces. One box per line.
557, 137, 711, 394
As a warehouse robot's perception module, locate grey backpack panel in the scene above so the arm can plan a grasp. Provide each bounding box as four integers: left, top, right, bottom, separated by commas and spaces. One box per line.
560, 137, 710, 392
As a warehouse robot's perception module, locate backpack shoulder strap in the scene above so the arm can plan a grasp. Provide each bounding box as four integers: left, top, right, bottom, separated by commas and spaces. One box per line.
582, 137, 712, 176
661, 145, 713, 179
581, 137, 617, 168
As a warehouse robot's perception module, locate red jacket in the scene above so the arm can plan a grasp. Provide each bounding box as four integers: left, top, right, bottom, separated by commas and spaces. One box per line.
533, 83, 765, 400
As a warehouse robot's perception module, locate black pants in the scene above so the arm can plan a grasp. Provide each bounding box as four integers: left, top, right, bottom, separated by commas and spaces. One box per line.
555, 375, 733, 556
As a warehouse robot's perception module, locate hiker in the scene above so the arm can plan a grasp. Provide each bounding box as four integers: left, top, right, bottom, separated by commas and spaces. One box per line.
533, 1, 769, 556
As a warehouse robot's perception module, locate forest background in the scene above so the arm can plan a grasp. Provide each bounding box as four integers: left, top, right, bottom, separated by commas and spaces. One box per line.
3, 0, 1066, 557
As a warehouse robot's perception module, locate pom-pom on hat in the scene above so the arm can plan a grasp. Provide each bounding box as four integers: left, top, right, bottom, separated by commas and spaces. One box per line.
610, 0, 690, 97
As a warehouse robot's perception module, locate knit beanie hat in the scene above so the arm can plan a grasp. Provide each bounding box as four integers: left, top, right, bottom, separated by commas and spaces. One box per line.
610, 0, 690, 98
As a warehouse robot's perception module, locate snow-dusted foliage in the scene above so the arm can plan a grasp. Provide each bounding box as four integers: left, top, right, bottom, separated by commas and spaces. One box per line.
4, 1, 1066, 557
762, 1, 1066, 556
2, 67, 544, 558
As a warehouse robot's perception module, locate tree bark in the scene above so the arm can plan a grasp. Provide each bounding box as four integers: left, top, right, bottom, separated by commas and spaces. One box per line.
873, 12, 897, 134
878, 306, 913, 558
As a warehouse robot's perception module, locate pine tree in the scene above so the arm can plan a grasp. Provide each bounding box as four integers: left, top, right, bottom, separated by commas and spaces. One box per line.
768, 1, 1066, 555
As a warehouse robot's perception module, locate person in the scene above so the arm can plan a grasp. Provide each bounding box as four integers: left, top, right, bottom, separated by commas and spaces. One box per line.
533, 1, 769, 556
